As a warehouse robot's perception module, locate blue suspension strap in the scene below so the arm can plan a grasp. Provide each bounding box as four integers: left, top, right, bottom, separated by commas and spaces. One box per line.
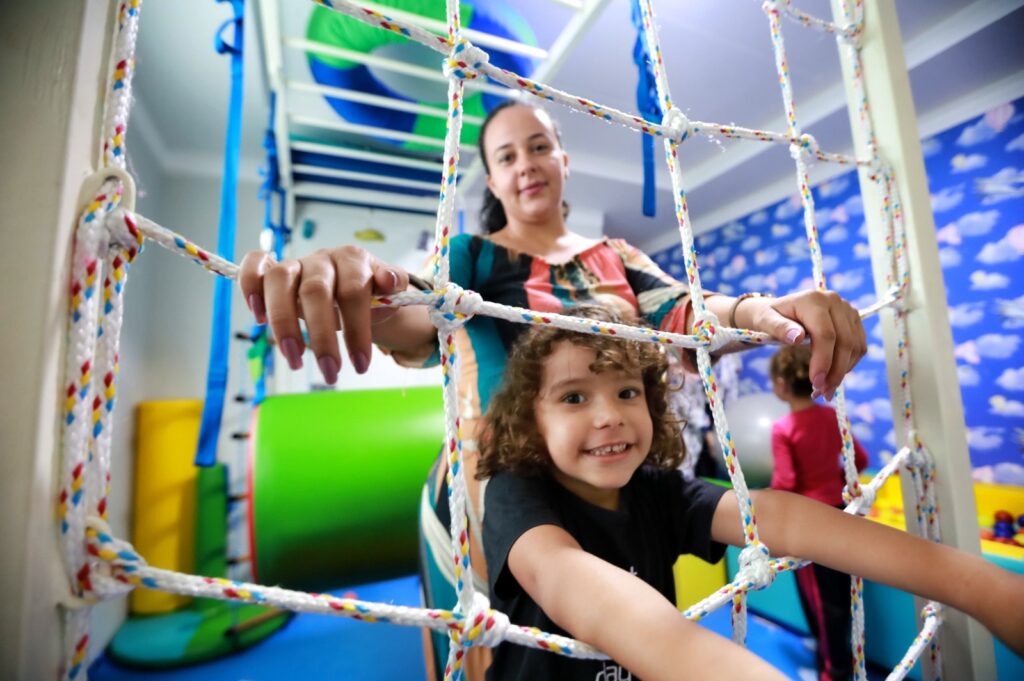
195, 0, 245, 467
631, 0, 662, 218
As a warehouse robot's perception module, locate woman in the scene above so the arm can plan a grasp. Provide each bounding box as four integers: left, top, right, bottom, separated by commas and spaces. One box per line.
238, 100, 867, 679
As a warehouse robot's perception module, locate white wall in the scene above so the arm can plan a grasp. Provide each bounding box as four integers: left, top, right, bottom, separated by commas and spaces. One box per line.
0, 3, 112, 678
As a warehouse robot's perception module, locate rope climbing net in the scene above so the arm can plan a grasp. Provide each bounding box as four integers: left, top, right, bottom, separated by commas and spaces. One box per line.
58, 1, 946, 680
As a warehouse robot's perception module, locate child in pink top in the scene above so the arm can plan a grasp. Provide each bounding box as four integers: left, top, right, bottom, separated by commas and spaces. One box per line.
770, 344, 868, 681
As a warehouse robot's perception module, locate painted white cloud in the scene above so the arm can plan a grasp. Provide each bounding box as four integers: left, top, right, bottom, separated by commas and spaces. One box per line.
990, 395, 1024, 417
740, 235, 762, 252
1007, 132, 1024, 152
717, 282, 735, 295
854, 242, 871, 260
785, 236, 809, 261
947, 302, 985, 328
956, 116, 998, 147
722, 254, 748, 280
668, 262, 684, 277
755, 247, 780, 267
771, 223, 792, 238
935, 222, 962, 245
851, 422, 873, 442
818, 175, 851, 199
842, 371, 877, 391
748, 210, 769, 226
822, 226, 849, 243
976, 167, 1024, 206
973, 463, 1024, 486
775, 195, 804, 220
985, 103, 1015, 132
815, 207, 834, 230
931, 186, 965, 213
976, 225, 1024, 264
857, 221, 868, 238
996, 367, 1024, 391
884, 429, 897, 448
723, 221, 746, 242
740, 273, 779, 292
829, 269, 865, 292
746, 355, 771, 376
939, 248, 962, 268
950, 153, 987, 173
851, 398, 894, 423
843, 194, 864, 217
821, 255, 840, 272
920, 137, 942, 157
967, 427, 1005, 451
976, 333, 1021, 359
957, 364, 981, 387
701, 267, 717, 283
957, 210, 1000, 237
697, 233, 717, 248
775, 266, 798, 285
867, 344, 885, 361
970, 270, 1010, 290
851, 293, 875, 310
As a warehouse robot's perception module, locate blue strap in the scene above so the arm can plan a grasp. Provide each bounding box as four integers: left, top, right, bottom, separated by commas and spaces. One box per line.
631, 0, 662, 218
195, 0, 245, 467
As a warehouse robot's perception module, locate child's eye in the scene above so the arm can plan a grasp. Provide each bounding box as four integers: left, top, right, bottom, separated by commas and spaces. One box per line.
561, 392, 585, 405
619, 387, 642, 399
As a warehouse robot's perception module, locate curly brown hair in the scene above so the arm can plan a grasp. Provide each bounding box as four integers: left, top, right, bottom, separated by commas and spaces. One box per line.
476, 306, 685, 480
769, 344, 814, 397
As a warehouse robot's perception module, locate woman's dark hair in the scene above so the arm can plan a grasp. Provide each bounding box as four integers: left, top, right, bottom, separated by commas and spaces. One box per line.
476, 305, 684, 480
769, 344, 814, 397
478, 100, 571, 234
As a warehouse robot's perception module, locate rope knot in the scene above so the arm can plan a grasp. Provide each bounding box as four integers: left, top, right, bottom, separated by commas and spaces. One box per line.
792, 133, 819, 161
735, 542, 774, 591
843, 481, 875, 514
82, 516, 147, 600
692, 312, 728, 352
429, 282, 482, 332
760, 0, 781, 15
661, 107, 692, 145
841, 22, 862, 47
450, 592, 509, 649
443, 39, 488, 80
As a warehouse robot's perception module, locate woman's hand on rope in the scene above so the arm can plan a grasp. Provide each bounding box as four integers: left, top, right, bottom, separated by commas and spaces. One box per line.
733, 289, 867, 400
238, 246, 414, 385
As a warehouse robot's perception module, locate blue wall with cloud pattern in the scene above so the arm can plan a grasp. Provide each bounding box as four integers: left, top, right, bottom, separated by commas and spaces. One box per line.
651, 98, 1024, 485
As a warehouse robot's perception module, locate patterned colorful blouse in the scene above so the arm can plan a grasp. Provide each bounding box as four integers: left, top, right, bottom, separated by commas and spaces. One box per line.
389, 233, 694, 442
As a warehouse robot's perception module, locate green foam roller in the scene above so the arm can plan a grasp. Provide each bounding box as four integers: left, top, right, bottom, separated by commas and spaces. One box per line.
249, 387, 444, 591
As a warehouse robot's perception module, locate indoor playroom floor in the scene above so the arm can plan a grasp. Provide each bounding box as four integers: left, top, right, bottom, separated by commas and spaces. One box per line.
89, 574, 888, 681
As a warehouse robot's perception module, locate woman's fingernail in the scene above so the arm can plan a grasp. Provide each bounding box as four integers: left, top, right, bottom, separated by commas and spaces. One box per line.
248, 294, 266, 324
812, 372, 826, 390
351, 351, 369, 375
811, 389, 822, 400
280, 337, 303, 371
785, 327, 801, 344
318, 356, 339, 385
388, 269, 399, 291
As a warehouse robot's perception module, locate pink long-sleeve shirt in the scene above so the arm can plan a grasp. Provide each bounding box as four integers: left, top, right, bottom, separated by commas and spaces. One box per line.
770, 404, 869, 507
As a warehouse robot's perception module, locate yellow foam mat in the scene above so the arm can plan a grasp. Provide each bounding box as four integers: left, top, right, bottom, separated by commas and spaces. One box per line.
129, 400, 202, 614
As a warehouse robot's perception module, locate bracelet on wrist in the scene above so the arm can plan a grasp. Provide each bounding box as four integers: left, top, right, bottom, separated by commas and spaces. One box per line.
728, 292, 773, 329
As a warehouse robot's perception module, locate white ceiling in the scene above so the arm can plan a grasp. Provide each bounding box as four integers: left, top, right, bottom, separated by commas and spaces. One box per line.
130, 0, 1024, 251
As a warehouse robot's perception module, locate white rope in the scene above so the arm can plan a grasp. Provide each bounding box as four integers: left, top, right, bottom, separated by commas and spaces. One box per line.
56, 0, 951, 679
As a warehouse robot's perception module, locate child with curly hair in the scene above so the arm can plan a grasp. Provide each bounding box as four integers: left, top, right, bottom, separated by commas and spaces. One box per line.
770, 343, 870, 681
477, 306, 1023, 681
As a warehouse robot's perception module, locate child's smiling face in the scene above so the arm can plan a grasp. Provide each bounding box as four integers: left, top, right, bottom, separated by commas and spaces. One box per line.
533, 340, 653, 510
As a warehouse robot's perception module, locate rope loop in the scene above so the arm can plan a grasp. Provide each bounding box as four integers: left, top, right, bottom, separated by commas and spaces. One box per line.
429, 282, 482, 332
840, 22, 862, 48
843, 481, 875, 514
450, 592, 510, 649
661, 107, 692, 145
791, 132, 819, 161
83, 516, 146, 600
692, 312, 731, 353
735, 541, 774, 591
443, 39, 488, 80
760, 0, 781, 15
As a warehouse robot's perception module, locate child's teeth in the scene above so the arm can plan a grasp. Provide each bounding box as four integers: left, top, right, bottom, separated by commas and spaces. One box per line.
590, 443, 627, 456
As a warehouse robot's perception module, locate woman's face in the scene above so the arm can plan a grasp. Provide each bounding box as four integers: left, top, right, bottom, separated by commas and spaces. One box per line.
483, 105, 569, 226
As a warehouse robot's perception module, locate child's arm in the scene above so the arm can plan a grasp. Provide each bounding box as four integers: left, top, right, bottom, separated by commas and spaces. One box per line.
507, 523, 788, 680
710, 489, 1024, 656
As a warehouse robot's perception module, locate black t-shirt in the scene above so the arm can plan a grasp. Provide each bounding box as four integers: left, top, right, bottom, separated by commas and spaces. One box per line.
483, 466, 729, 681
